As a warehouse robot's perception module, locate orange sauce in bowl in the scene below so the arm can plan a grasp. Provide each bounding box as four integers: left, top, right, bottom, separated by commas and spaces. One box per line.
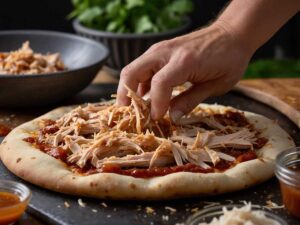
0, 192, 27, 225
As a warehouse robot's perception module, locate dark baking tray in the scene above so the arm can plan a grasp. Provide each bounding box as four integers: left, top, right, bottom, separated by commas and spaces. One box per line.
1, 84, 300, 225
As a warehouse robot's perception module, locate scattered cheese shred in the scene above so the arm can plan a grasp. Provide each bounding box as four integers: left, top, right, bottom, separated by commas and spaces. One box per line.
146, 206, 155, 214
265, 200, 284, 209
78, 198, 86, 208
165, 206, 177, 213
191, 207, 199, 213
64, 201, 70, 208
203, 201, 221, 209
101, 202, 108, 208
162, 215, 169, 221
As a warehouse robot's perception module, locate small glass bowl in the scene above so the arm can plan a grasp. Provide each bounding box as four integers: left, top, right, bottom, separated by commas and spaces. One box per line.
0, 180, 32, 225
275, 147, 300, 218
185, 204, 287, 225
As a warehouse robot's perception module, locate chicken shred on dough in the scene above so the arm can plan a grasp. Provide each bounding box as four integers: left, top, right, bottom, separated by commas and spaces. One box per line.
40, 87, 264, 171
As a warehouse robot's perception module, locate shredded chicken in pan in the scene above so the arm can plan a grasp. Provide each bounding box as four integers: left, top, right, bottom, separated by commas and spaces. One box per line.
40, 87, 263, 171
0, 41, 65, 75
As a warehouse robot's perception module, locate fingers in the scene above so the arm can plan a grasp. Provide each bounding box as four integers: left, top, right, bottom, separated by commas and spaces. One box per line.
150, 62, 188, 120
117, 51, 165, 106
137, 82, 151, 97
169, 79, 220, 122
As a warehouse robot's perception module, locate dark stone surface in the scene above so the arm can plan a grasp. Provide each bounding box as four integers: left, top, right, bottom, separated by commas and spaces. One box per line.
0, 84, 300, 225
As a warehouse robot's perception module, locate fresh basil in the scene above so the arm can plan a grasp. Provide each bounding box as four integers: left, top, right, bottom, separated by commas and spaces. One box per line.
69, 0, 194, 33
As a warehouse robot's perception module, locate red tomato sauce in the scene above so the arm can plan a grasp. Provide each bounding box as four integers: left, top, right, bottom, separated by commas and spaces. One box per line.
100, 163, 214, 178
24, 133, 257, 178
23, 137, 68, 161
23, 114, 262, 178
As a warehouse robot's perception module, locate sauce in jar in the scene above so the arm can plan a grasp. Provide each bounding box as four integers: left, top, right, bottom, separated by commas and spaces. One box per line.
0, 192, 27, 225
275, 148, 300, 218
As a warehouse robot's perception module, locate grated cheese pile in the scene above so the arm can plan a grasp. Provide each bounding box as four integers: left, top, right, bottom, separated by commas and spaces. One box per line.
199, 204, 280, 225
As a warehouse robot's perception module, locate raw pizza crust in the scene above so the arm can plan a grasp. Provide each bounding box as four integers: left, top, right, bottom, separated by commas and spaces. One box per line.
0, 104, 295, 200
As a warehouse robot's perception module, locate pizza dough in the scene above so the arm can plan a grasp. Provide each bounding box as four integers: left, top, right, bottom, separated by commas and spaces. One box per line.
0, 104, 295, 200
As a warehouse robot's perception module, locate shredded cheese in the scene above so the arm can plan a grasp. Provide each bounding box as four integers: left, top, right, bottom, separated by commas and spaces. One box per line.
199, 204, 280, 225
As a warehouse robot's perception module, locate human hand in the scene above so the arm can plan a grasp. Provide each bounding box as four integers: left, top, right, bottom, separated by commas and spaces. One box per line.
117, 21, 254, 122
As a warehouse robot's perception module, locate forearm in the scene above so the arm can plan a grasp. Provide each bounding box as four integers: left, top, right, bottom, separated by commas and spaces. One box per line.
216, 0, 300, 54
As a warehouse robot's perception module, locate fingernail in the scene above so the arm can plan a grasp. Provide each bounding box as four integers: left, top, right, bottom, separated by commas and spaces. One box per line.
170, 110, 184, 123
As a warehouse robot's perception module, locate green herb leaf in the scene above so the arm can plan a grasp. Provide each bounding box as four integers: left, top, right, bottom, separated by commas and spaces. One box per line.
134, 15, 157, 33
71, 0, 81, 7
78, 6, 103, 24
168, 0, 194, 15
69, 0, 194, 33
106, 0, 122, 19
126, 0, 144, 9
107, 21, 120, 32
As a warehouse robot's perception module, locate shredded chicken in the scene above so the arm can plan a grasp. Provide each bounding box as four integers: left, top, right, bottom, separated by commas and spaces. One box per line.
0, 41, 65, 75
37, 87, 266, 172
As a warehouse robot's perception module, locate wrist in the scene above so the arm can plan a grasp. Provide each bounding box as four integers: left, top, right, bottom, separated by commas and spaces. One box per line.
215, 0, 300, 58
211, 20, 255, 58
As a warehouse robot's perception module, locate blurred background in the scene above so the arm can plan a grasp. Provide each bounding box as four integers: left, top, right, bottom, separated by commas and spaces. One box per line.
0, 0, 299, 78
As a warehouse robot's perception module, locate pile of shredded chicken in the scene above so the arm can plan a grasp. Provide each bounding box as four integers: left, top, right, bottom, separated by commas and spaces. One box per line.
0, 41, 65, 75
36, 87, 266, 173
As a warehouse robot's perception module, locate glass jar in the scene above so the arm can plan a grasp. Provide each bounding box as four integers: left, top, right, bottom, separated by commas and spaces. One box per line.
185, 204, 287, 225
275, 147, 300, 218
0, 180, 31, 225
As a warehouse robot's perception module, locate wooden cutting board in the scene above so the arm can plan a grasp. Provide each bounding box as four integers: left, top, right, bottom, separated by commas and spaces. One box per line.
234, 78, 300, 128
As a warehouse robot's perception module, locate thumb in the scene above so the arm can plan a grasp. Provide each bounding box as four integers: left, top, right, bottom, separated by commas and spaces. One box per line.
169, 80, 219, 123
